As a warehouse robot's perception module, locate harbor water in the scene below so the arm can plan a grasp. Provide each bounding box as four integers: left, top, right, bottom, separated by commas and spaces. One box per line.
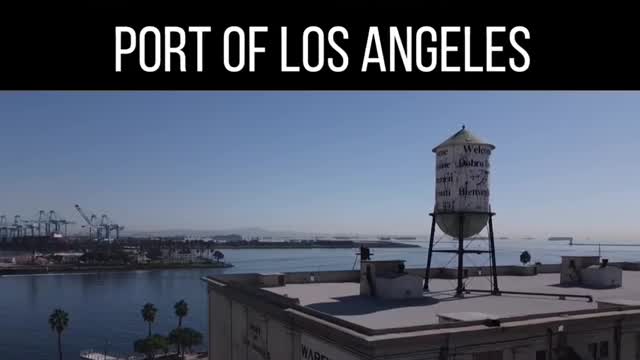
1, 239, 639, 360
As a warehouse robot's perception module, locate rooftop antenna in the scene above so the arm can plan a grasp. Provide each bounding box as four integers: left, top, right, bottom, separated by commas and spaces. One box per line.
352, 245, 372, 270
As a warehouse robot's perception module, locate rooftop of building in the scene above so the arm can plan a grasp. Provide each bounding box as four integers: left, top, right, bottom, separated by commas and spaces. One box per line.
264, 271, 640, 330
204, 261, 640, 337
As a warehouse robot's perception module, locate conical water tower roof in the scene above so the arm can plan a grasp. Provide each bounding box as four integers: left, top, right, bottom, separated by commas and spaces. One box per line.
432, 126, 495, 152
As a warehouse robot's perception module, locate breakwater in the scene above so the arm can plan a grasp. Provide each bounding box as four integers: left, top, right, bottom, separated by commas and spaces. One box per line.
0, 261, 232, 276
213, 240, 419, 249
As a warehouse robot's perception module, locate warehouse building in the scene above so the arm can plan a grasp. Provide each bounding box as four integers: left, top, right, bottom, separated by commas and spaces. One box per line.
201, 128, 640, 360
203, 256, 640, 360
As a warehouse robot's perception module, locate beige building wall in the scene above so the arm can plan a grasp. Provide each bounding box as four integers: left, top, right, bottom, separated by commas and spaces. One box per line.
299, 332, 365, 360
209, 289, 232, 360
231, 300, 247, 360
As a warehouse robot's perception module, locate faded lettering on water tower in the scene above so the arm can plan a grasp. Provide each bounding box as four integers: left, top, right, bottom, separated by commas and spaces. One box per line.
435, 144, 491, 213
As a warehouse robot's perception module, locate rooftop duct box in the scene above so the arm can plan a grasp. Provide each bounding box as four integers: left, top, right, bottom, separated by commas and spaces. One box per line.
437, 312, 500, 324
560, 256, 601, 285
560, 256, 622, 288
581, 265, 622, 288
360, 260, 424, 299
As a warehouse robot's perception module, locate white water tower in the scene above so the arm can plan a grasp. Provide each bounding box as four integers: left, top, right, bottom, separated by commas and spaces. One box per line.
433, 126, 494, 238
424, 126, 499, 296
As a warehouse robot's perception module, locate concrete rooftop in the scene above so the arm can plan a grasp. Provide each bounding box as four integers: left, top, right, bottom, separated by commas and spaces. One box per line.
264, 271, 640, 330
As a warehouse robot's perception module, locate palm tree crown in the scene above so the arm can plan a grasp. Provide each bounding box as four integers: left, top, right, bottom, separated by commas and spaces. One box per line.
174, 300, 189, 327
49, 309, 69, 334
141, 303, 158, 337
49, 308, 69, 360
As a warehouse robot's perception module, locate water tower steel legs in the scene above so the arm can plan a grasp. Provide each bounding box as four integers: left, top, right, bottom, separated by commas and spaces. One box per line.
456, 214, 465, 297
424, 215, 436, 291
488, 216, 499, 294
424, 211, 499, 297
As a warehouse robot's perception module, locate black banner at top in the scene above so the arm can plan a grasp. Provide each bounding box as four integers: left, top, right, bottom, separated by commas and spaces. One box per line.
2, 4, 639, 90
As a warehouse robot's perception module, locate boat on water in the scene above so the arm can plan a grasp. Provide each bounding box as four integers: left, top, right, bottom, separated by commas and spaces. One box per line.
378, 236, 391, 241
548, 236, 573, 241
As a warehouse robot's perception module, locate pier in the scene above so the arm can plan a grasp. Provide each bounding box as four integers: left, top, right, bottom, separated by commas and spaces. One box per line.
80, 350, 207, 360
80, 350, 144, 360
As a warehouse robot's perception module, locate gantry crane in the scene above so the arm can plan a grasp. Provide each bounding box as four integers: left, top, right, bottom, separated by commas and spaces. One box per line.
0, 211, 75, 241
0, 215, 9, 240
75, 204, 98, 240
12, 215, 23, 238
99, 214, 124, 240
28, 210, 74, 237
45, 210, 74, 237
75, 204, 123, 241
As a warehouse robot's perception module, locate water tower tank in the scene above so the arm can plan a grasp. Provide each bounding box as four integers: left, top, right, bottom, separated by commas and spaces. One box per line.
433, 126, 494, 238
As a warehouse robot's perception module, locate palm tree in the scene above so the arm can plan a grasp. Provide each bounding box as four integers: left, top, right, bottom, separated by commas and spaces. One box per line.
141, 303, 157, 337
174, 300, 189, 328
49, 308, 69, 360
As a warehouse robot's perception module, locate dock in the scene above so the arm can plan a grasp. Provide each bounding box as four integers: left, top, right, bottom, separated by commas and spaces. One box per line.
80, 350, 206, 360
80, 350, 144, 360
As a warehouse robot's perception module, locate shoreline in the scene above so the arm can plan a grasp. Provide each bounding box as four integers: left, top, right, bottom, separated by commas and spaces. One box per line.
211, 241, 421, 249
0, 262, 233, 276
0, 241, 420, 254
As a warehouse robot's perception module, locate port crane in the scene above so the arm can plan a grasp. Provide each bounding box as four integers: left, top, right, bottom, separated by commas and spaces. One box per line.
27, 210, 75, 237
12, 215, 24, 238
0, 214, 26, 239
75, 204, 123, 241
0, 215, 8, 240
99, 214, 123, 240
75, 204, 98, 240
0, 210, 75, 240
46, 210, 74, 236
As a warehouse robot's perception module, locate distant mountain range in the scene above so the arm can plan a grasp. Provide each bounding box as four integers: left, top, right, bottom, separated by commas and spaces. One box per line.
125, 227, 423, 240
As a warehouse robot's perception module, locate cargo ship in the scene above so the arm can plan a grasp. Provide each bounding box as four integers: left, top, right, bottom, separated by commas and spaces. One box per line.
548, 236, 573, 241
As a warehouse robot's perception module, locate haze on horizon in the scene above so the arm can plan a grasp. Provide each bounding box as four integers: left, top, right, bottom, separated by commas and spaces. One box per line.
1, 92, 639, 241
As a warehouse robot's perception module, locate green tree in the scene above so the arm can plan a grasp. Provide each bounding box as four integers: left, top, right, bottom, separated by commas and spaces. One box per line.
134, 334, 169, 360
520, 250, 531, 266
169, 327, 203, 359
213, 250, 224, 263
141, 303, 158, 337
174, 300, 189, 328
49, 309, 69, 360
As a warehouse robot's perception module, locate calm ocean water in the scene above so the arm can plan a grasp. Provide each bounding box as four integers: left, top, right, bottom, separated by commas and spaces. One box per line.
1, 239, 639, 360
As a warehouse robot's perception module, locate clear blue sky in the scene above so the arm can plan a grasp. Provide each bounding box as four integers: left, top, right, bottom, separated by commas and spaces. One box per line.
1, 92, 638, 240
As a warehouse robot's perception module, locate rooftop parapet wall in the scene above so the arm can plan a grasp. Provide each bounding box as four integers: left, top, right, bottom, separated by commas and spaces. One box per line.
211, 262, 638, 289
204, 263, 640, 358
203, 273, 640, 338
